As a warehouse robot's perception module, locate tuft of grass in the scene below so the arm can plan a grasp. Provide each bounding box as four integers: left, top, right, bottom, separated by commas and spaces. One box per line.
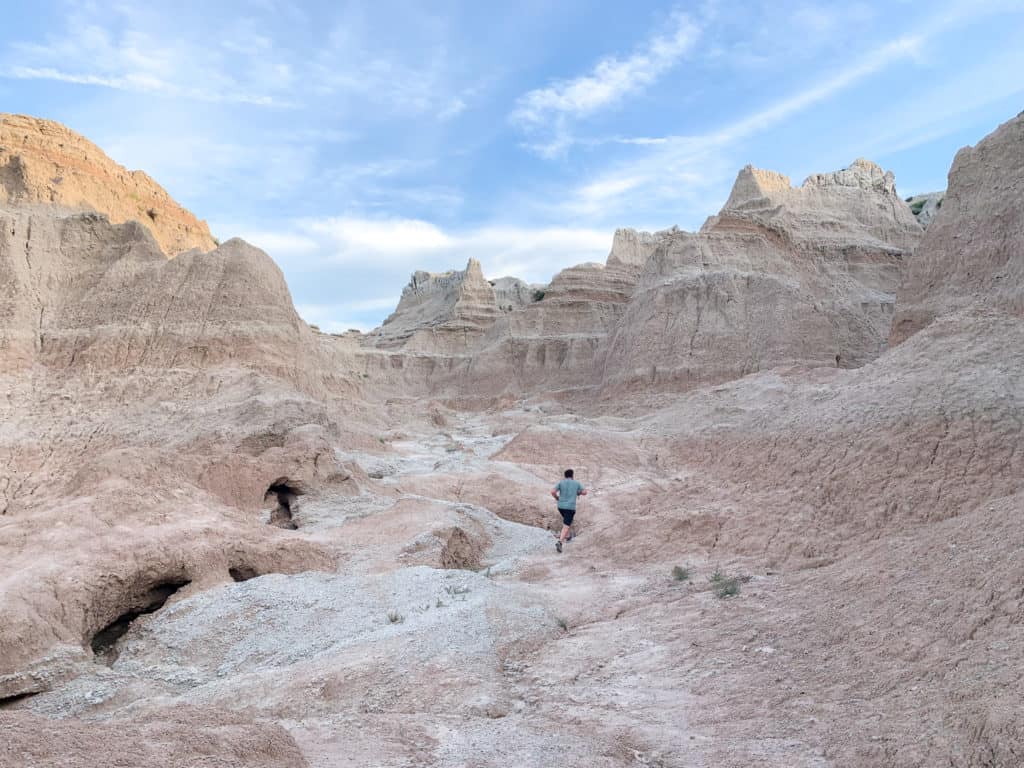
555, 616, 568, 631
377, 435, 386, 444
672, 565, 690, 582
445, 584, 471, 596
435, 598, 446, 608
387, 609, 405, 624
709, 569, 742, 599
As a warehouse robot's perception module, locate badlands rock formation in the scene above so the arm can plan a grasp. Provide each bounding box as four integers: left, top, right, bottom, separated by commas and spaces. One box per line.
2, 112, 1023, 768
0, 113, 217, 255
366, 158, 921, 397
369, 258, 502, 352
892, 112, 1024, 344
905, 190, 945, 227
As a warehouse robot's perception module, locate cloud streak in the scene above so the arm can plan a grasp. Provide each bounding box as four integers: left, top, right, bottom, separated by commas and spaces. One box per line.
561, 31, 929, 218
247, 216, 611, 283
512, 9, 700, 156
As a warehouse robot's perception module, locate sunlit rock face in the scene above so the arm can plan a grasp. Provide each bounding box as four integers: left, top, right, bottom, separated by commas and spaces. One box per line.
0, 113, 217, 256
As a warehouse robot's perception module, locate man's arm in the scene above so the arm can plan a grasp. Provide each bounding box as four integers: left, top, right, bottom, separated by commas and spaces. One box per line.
579, 488, 588, 496
551, 488, 559, 500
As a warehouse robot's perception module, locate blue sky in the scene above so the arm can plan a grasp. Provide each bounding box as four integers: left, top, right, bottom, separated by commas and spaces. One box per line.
2, 0, 1022, 331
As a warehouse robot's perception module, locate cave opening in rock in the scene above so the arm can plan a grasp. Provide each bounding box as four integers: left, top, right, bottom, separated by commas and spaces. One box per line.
229, 565, 259, 582
90, 579, 191, 664
0, 690, 38, 709
265, 478, 303, 529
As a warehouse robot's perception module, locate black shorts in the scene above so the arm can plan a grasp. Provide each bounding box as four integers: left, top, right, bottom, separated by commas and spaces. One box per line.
558, 508, 576, 526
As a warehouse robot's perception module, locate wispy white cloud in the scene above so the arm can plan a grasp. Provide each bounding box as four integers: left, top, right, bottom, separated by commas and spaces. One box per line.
3, 10, 293, 107
268, 215, 613, 334
559, 31, 928, 218
8, 65, 280, 105
248, 216, 610, 285
512, 9, 700, 156
513, 10, 699, 125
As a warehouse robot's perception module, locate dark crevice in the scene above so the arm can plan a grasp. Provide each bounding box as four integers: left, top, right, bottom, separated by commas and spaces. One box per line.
229, 566, 259, 582
0, 691, 39, 709
265, 477, 303, 530
90, 579, 191, 664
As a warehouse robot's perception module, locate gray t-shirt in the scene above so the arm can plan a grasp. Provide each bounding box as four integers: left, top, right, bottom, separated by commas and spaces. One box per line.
555, 478, 584, 510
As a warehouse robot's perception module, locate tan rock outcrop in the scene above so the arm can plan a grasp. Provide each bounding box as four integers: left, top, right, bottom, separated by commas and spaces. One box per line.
368, 258, 501, 353
0, 205, 317, 384
0, 113, 217, 256
596, 159, 921, 393
606, 226, 678, 267
5, 110, 1024, 768
891, 112, 1024, 344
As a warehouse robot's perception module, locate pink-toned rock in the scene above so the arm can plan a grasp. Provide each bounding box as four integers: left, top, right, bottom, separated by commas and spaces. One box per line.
891, 112, 1024, 344
0, 113, 217, 256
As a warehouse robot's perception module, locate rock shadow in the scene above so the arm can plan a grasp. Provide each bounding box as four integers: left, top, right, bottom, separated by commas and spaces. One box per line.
265, 477, 304, 530
90, 578, 191, 665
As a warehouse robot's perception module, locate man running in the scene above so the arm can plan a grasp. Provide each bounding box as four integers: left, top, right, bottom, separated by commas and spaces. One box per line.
551, 469, 587, 553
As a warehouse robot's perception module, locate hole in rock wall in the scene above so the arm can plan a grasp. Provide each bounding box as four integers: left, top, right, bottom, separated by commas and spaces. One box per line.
265, 478, 303, 530
90, 579, 191, 665
0, 691, 39, 710
229, 566, 259, 582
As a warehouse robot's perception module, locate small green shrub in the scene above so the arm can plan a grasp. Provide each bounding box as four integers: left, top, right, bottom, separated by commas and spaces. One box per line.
709, 569, 742, 598
910, 199, 926, 215
716, 578, 741, 598
387, 609, 404, 624
532, 289, 546, 302
309, 323, 321, 332
672, 565, 690, 582
555, 616, 568, 631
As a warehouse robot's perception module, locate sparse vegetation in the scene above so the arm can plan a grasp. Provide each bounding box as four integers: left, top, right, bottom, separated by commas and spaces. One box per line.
445, 584, 471, 596
672, 565, 690, 582
709, 569, 742, 599
386, 609, 405, 624
532, 289, 546, 302
309, 324, 321, 332
435, 598, 446, 608
910, 199, 927, 215
555, 616, 568, 631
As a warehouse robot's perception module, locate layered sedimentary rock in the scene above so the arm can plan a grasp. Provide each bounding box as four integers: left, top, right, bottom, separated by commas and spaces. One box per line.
5, 110, 1024, 767
598, 159, 921, 392
891, 112, 1024, 344
0, 205, 317, 383
606, 226, 678, 266
368, 258, 501, 353
491, 276, 539, 310
0, 113, 217, 255
360, 159, 921, 398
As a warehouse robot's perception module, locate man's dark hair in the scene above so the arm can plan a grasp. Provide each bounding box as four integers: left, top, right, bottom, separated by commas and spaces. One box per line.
564, 469, 574, 478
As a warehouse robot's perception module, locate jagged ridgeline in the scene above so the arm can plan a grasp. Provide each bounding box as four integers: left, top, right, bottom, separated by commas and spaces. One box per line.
2, 110, 1023, 767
